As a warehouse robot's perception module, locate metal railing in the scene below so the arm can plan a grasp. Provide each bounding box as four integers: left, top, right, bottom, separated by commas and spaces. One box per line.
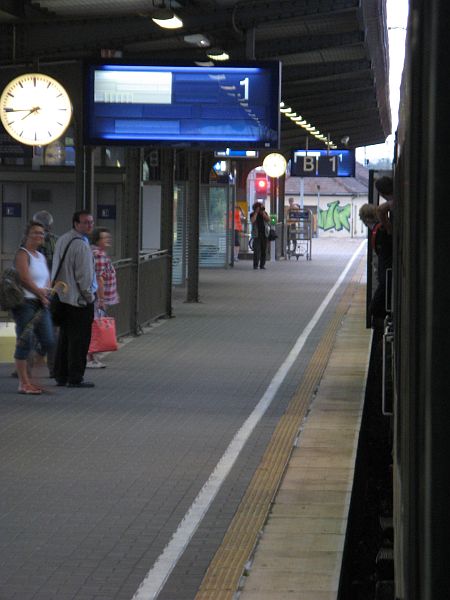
107, 250, 170, 337
138, 250, 170, 328
1, 251, 170, 336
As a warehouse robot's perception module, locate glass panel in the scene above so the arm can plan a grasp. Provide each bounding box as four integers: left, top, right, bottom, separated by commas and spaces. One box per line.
199, 184, 230, 268
172, 183, 186, 285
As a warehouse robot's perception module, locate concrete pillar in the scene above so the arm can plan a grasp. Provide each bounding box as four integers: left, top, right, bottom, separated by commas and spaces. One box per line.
186, 151, 200, 303
124, 147, 142, 334
160, 149, 175, 317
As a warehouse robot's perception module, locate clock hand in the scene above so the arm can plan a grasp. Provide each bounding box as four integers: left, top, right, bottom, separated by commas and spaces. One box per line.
21, 107, 40, 120
4, 108, 38, 112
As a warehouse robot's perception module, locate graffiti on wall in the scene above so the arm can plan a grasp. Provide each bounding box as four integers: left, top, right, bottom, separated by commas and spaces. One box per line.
318, 200, 351, 232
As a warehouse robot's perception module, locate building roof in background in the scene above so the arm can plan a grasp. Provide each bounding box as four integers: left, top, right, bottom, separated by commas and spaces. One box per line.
285, 161, 369, 196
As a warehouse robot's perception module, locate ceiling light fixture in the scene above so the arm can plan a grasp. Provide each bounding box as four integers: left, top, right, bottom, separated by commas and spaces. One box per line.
280, 98, 337, 147
206, 48, 230, 61
152, 8, 183, 29
184, 34, 210, 47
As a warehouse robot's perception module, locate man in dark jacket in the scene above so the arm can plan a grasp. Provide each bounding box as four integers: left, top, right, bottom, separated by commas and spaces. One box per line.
250, 202, 270, 269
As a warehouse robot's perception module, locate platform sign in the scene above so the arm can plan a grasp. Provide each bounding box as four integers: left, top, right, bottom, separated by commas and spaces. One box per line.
215, 149, 259, 158
291, 149, 355, 177
97, 205, 116, 219
2, 202, 21, 217
84, 62, 281, 149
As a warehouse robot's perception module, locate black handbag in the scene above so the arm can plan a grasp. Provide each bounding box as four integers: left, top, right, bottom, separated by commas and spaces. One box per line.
49, 294, 64, 326
49, 237, 83, 325
268, 228, 278, 241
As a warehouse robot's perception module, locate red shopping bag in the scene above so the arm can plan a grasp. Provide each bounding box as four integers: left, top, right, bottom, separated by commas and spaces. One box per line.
88, 317, 118, 353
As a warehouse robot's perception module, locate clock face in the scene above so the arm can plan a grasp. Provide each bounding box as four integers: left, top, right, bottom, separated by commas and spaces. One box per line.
263, 153, 287, 177
0, 73, 72, 146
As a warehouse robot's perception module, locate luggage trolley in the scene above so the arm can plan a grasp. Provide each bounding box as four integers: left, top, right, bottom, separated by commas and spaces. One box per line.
285, 209, 312, 260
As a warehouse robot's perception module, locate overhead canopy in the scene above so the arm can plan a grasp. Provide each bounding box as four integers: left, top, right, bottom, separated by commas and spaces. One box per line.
0, 0, 391, 150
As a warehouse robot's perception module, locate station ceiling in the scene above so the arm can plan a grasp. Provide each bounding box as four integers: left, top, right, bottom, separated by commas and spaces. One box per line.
0, 0, 391, 151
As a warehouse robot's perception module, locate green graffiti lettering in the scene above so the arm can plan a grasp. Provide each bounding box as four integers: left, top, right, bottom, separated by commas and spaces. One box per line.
318, 200, 351, 232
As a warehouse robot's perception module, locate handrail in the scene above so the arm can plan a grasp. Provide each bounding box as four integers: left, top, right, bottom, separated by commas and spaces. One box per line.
112, 250, 169, 269
112, 258, 133, 268
139, 249, 169, 262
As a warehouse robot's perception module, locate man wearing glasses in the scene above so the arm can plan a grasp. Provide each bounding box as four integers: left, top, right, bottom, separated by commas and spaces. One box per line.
51, 211, 96, 388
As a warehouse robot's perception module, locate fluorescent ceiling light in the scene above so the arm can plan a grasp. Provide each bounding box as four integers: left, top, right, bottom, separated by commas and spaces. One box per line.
152, 9, 183, 29
206, 49, 230, 61
280, 98, 336, 148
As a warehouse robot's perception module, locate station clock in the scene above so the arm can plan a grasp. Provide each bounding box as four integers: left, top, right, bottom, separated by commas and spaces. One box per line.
0, 73, 72, 146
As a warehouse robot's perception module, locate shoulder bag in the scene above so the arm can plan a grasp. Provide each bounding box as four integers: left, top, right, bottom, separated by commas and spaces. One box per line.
0, 266, 24, 310
0, 247, 32, 311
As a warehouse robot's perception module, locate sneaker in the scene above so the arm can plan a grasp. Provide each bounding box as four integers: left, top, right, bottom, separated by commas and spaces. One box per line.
86, 360, 106, 369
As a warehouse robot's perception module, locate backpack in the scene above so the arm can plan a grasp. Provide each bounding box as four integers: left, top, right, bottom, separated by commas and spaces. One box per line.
0, 266, 24, 310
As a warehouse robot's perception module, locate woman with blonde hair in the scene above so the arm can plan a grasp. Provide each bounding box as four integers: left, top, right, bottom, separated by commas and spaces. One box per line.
12, 221, 54, 394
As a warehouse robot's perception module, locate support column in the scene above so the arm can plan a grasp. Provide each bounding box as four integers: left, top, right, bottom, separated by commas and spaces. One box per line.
186, 150, 200, 303
160, 149, 175, 317
269, 176, 277, 215
74, 144, 94, 211
124, 147, 142, 334
278, 174, 286, 257
246, 28, 256, 60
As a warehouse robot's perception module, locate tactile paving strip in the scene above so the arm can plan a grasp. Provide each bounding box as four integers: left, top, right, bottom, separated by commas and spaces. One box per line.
195, 259, 366, 600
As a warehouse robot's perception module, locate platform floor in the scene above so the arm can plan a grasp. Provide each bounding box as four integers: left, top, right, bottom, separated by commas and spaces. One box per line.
0, 238, 370, 600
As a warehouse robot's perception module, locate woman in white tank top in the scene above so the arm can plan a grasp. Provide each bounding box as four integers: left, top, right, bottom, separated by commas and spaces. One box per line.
12, 221, 55, 394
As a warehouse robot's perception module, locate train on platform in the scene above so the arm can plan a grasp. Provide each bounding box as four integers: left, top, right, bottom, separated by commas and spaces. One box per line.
392, 0, 450, 600
340, 3, 450, 599
385, 1, 449, 598
374, 0, 450, 600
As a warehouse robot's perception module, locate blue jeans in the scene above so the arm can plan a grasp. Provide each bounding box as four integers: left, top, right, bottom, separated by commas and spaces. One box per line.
12, 299, 55, 361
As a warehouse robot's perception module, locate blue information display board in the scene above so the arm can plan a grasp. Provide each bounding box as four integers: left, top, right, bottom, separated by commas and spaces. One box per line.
291, 149, 355, 177
84, 62, 281, 148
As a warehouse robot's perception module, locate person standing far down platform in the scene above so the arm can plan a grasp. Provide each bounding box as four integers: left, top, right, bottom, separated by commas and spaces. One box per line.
232, 205, 245, 262
250, 201, 270, 270
51, 210, 96, 388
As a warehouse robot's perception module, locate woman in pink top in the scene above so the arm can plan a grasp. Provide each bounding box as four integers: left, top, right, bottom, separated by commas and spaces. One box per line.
87, 227, 119, 368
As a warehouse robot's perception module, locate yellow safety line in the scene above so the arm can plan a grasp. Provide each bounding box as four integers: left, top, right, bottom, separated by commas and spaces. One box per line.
195, 258, 366, 600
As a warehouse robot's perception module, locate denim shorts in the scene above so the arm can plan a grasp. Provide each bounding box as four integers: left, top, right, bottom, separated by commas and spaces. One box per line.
12, 299, 55, 360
